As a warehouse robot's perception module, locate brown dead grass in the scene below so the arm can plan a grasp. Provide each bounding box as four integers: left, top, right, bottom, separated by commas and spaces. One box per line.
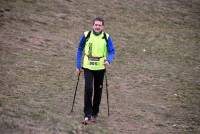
0, 0, 200, 133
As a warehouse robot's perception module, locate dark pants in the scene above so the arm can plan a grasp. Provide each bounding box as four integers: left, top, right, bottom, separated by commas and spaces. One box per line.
83, 68, 105, 118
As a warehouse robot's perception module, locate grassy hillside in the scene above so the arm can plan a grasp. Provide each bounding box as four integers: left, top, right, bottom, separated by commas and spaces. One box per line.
0, 0, 200, 133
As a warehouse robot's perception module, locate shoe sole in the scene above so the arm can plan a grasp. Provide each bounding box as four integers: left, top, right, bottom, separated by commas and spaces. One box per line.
81, 120, 96, 125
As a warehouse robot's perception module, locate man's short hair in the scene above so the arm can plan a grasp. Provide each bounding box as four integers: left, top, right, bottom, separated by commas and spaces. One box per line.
93, 17, 104, 26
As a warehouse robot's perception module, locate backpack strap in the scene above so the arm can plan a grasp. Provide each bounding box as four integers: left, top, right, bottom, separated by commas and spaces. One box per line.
81, 31, 91, 49
85, 31, 91, 42
84, 31, 108, 45
103, 32, 108, 45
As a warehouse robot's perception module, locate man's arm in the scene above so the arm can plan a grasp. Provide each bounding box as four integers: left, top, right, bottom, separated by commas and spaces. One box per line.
76, 34, 86, 69
106, 36, 115, 64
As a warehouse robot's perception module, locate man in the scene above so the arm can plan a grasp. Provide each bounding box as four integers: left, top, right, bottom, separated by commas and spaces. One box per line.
76, 17, 115, 124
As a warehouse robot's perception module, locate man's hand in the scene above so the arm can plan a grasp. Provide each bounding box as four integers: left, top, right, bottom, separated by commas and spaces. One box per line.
76, 68, 82, 76
104, 60, 110, 66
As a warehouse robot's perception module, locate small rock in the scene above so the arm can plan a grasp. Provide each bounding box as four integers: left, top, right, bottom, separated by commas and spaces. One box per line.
5, 8, 11, 12
0, 8, 4, 13
172, 124, 177, 127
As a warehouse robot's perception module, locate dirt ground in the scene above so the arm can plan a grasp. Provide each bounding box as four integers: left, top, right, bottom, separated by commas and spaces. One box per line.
0, 0, 200, 133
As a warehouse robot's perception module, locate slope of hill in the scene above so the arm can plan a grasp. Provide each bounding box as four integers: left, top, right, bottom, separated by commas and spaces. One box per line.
0, 0, 200, 133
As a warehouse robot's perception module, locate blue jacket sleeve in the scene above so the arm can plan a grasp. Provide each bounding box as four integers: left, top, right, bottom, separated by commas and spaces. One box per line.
76, 34, 86, 69
107, 36, 115, 63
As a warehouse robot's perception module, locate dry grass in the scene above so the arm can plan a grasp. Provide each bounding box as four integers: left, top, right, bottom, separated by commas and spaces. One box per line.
0, 0, 200, 133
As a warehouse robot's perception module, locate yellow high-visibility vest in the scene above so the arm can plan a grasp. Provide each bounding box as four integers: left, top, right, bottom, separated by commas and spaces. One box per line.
83, 31, 109, 70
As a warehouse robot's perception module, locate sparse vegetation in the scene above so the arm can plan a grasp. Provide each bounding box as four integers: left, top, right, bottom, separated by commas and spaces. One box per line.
0, 0, 200, 133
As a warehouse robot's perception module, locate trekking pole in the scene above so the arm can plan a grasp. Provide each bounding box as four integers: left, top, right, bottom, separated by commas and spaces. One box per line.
70, 72, 80, 113
105, 70, 110, 116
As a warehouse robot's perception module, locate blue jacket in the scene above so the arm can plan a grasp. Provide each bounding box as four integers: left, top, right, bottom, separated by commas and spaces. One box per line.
76, 32, 115, 69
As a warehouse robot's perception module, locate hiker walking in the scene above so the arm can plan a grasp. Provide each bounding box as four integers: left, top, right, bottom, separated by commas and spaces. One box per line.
76, 17, 115, 124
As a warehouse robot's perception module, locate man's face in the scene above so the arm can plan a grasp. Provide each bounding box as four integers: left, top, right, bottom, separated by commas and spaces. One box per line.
93, 20, 104, 33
